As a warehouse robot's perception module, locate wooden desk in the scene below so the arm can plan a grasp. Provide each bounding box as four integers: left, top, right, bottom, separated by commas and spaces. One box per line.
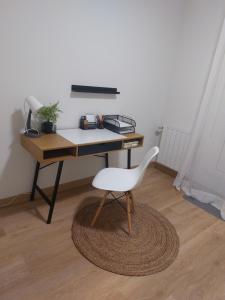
21, 129, 144, 224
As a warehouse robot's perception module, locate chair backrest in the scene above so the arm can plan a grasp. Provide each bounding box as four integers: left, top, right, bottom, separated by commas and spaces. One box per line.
132, 146, 159, 188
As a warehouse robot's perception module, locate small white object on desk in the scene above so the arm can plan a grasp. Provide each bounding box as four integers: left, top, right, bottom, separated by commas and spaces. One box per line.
86, 114, 96, 123
57, 128, 127, 145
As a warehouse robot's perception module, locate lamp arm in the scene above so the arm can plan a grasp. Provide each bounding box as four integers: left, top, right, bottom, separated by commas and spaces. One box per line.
26, 109, 32, 131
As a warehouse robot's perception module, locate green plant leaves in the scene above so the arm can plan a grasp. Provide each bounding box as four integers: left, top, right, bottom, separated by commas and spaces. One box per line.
37, 102, 62, 123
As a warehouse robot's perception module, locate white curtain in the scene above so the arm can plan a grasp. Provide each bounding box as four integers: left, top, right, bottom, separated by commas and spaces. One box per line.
174, 18, 225, 220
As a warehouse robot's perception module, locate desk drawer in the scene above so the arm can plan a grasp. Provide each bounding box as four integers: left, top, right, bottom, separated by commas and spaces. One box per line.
78, 141, 122, 156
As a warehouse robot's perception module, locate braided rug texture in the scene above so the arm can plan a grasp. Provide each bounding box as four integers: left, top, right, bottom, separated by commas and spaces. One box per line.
72, 202, 179, 276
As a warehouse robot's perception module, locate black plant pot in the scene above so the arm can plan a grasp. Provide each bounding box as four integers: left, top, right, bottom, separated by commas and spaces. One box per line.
41, 121, 56, 134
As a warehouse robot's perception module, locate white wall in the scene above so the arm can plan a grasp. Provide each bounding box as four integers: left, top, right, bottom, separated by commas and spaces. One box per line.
0, 0, 184, 199
163, 0, 225, 133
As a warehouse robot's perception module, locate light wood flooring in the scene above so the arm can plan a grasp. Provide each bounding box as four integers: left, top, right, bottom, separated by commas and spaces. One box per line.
1, 167, 225, 300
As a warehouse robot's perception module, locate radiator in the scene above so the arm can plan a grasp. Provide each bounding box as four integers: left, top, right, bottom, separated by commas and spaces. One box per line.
158, 126, 190, 171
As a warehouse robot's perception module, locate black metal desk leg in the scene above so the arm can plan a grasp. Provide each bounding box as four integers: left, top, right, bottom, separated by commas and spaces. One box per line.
47, 161, 64, 224
127, 149, 131, 169
105, 153, 109, 168
30, 162, 40, 201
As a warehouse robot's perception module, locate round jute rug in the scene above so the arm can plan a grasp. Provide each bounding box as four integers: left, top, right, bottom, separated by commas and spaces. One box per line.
72, 202, 179, 276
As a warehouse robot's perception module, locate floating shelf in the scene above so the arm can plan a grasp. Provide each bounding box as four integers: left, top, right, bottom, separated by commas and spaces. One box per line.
71, 85, 120, 94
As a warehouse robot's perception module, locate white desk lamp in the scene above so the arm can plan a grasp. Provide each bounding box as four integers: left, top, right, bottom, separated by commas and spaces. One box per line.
24, 96, 43, 137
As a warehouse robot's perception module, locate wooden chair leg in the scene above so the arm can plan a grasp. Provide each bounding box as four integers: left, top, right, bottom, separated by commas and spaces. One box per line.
91, 191, 108, 227
128, 191, 135, 213
126, 193, 132, 235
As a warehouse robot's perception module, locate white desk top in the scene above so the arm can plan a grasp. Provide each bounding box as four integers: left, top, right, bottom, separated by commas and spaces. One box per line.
57, 128, 127, 145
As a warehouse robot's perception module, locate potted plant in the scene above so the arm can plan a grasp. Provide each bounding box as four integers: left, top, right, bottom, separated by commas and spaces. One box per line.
37, 102, 62, 134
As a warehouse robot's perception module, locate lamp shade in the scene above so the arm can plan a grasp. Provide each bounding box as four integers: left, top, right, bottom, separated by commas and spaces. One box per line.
25, 96, 43, 112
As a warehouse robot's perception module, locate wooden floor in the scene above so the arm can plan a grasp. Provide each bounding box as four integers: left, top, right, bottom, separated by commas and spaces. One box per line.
1, 167, 225, 300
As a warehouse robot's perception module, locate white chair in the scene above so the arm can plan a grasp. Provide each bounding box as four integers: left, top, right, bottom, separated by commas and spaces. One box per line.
91, 146, 159, 234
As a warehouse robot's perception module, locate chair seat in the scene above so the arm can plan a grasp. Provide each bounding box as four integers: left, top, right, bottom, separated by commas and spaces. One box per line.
92, 167, 137, 192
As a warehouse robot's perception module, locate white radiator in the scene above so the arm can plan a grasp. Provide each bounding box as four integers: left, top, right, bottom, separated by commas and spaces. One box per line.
158, 126, 190, 171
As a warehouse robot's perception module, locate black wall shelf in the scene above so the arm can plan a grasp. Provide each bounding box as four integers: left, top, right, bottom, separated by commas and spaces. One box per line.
71, 85, 120, 94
